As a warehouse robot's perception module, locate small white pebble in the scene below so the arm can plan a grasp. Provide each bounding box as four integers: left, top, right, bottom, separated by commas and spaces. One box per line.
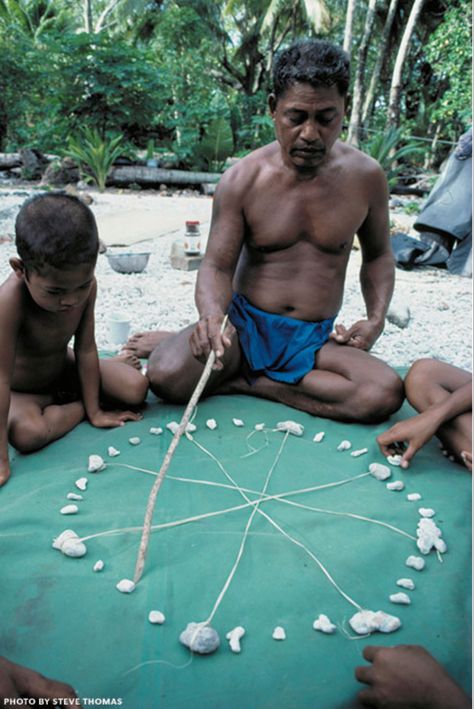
389, 592, 411, 605
107, 446, 120, 457
166, 421, 195, 434
67, 492, 83, 501
129, 437, 141, 445
351, 448, 368, 457
88, 455, 106, 472
386, 480, 405, 491
397, 578, 415, 590
232, 418, 244, 427
75, 477, 88, 491
254, 423, 265, 431
407, 493, 422, 501
337, 440, 351, 451
272, 626, 286, 640
226, 626, 245, 653
116, 579, 135, 594
369, 462, 391, 481
60, 504, 78, 515
387, 454, 403, 466
419, 508, 435, 518
93, 560, 104, 572
276, 421, 304, 436
313, 431, 325, 442
349, 610, 401, 635
312, 614, 336, 634
148, 610, 166, 624
206, 418, 218, 430
406, 555, 425, 571
52, 530, 86, 558
149, 427, 163, 435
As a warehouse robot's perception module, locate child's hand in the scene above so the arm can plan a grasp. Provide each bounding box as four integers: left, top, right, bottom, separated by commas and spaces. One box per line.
376, 411, 440, 468
89, 410, 143, 428
0, 461, 11, 487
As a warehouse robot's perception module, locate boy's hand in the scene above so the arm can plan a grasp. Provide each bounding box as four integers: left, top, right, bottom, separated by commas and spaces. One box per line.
0, 461, 11, 487
89, 410, 143, 428
376, 411, 440, 468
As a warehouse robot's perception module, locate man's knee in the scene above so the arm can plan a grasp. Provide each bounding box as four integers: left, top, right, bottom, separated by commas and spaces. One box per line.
147, 350, 191, 404
9, 418, 49, 453
356, 371, 404, 423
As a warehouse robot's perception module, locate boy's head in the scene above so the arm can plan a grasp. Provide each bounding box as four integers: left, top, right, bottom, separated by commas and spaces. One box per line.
15, 193, 99, 274
272, 39, 350, 101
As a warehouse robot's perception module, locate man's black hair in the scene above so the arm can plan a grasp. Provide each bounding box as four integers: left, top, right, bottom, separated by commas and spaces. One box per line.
15, 193, 99, 272
272, 39, 350, 99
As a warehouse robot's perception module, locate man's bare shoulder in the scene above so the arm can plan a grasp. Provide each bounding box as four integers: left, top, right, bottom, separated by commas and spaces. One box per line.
335, 140, 386, 181
218, 142, 279, 193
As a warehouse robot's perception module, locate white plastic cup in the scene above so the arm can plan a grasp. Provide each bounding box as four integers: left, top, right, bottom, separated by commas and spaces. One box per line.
108, 312, 131, 345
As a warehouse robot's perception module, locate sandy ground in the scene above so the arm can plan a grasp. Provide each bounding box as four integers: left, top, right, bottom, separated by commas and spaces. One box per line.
0, 185, 472, 371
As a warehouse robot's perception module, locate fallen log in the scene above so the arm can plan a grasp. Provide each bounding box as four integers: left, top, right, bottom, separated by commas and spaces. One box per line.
107, 166, 222, 187
0, 153, 22, 169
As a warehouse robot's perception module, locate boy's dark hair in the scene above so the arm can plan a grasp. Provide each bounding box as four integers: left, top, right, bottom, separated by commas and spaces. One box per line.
272, 39, 350, 99
15, 193, 99, 272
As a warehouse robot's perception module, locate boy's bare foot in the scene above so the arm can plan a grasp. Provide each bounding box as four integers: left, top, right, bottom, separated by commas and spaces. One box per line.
110, 351, 143, 371
122, 331, 174, 358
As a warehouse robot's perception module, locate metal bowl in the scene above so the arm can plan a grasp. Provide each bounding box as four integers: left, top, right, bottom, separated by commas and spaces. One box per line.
106, 252, 151, 274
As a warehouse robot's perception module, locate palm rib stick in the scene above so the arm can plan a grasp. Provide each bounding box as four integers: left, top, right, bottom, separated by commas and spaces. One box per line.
133, 316, 228, 584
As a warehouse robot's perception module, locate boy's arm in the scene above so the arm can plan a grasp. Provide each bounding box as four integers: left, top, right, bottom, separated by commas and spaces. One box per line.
74, 281, 141, 428
0, 282, 22, 485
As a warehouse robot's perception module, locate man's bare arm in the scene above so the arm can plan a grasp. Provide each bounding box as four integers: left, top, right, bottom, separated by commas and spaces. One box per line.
333, 163, 393, 350
0, 280, 22, 485
192, 166, 246, 363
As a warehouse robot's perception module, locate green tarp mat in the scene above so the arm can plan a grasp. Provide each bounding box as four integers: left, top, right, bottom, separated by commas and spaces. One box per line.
1, 390, 471, 708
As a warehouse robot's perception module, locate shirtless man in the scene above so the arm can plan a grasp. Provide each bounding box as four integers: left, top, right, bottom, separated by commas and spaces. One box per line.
144, 39, 403, 422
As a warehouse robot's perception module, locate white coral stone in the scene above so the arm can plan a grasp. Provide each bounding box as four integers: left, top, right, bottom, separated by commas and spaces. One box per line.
386, 481, 405, 491
206, 419, 218, 430
406, 555, 425, 571
276, 421, 304, 436
272, 626, 286, 640
387, 454, 403, 466
148, 610, 166, 624
232, 418, 244, 427
407, 493, 421, 501
397, 578, 415, 590
313, 614, 336, 634
389, 592, 411, 605
60, 504, 78, 515
419, 508, 435, 518
337, 440, 352, 451
226, 626, 245, 653
75, 477, 88, 491
129, 437, 141, 445
107, 446, 120, 457
313, 432, 325, 442
93, 560, 104, 572
369, 463, 391, 481
88, 455, 106, 472
116, 579, 135, 593
351, 448, 368, 457
149, 427, 163, 435
67, 492, 83, 501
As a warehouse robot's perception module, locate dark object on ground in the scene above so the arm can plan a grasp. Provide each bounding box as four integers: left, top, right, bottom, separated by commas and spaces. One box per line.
19, 149, 48, 180
41, 157, 80, 186
390, 232, 432, 270
413, 128, 472, 277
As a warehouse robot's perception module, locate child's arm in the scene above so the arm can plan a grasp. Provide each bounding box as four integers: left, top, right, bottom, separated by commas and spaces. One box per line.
0, 283, 22, 485
74, 280, 141, 428
377, 382, 472, 468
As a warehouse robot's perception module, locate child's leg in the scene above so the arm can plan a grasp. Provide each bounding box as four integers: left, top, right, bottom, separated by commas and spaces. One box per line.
405, 359, 472, 458
8, 391, 85, 454
99, 359, 148, 407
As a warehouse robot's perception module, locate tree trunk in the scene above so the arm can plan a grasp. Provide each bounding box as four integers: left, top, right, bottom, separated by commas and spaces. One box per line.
386, 0, 425, 129
362, 0, 399, 125
83, 0, 92, 32
347, 0, 377, 146
343, 0, 357, 53
107, 166, 222, 187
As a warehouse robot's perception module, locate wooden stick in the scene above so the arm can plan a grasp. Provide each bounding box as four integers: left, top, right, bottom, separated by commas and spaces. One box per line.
133, 316, 228, 584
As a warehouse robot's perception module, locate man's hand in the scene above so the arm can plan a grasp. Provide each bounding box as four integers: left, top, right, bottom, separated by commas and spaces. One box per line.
355, 645, 470, 708
189, 316, 235, 370
89, 409, 143, 428
330, 319, 383, 351
0, 460, 11, 487
0, 656, 79, 704
376, 411, 441, 468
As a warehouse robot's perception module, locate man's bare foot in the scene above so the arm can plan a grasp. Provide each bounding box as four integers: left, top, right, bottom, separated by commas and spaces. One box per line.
110, 351, 143, 371
122, 331, 174, 358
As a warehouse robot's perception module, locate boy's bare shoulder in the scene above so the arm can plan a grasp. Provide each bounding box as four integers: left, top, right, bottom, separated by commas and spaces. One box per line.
0, 273, 24, 309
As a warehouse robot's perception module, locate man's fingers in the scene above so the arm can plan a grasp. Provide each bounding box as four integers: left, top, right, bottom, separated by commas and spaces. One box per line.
8, 660, 78, 702
357, 688, 377, 706
401, 444, 417, 468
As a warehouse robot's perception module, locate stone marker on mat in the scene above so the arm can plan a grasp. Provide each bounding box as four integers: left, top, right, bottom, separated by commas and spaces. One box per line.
226, 626, 245, 653
313, 614, 336, 634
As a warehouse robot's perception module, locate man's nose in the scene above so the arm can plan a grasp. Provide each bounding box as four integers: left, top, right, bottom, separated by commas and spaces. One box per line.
301, 120, 320, 142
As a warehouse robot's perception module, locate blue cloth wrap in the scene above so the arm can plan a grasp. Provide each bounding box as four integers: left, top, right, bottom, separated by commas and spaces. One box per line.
228, 292, 335, 384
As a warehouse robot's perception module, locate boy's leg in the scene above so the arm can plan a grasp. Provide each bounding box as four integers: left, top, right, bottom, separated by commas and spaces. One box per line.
405, 359, 472, 458
8, 392, 85, 454
99, 359, 149, 407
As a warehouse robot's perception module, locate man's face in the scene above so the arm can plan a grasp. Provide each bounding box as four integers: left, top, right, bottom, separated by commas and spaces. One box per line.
24, 262, 95, 313
270, 82, 347, 171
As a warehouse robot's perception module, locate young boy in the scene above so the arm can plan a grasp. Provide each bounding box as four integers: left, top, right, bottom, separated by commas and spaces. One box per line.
0, 193, 149, 486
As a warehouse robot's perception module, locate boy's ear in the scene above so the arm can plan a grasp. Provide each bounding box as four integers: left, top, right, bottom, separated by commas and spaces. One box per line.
10, 257, 26, 279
